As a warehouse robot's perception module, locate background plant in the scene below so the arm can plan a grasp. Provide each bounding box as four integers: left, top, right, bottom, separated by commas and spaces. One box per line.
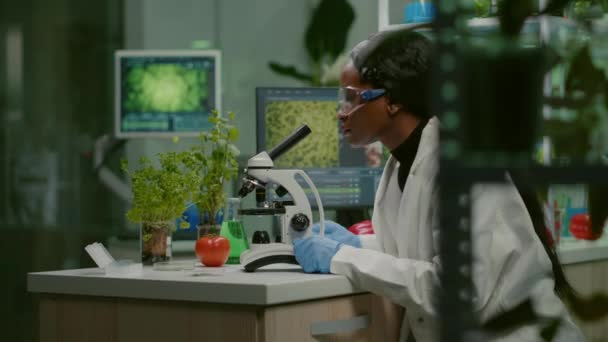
181, 110, 240, 227
268, 0, 354, 86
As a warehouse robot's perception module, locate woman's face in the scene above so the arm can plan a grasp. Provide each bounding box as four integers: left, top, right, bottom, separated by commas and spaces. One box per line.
337, 62, 391, 147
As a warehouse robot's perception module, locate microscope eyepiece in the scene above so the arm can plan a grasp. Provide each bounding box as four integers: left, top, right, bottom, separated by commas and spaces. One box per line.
268, 125, 311, 161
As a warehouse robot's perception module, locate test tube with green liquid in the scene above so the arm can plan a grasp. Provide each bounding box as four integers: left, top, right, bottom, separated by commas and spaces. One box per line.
220, 198, 249, 264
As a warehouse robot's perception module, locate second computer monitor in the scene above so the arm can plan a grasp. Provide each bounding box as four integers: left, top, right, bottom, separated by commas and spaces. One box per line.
256, 87, 385, 208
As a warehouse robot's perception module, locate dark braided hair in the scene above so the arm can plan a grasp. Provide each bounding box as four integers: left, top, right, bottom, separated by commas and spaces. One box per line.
351, 29, 433, 119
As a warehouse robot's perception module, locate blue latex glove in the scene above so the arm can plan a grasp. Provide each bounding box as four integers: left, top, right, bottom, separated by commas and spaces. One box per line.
293, 236, 343, 273
311, 220, 362, 248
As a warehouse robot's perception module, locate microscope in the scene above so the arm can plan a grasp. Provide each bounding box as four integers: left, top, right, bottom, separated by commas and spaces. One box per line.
237, 125, 326, 272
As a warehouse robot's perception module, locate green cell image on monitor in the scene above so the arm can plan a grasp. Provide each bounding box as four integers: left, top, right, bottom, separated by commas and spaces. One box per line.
266, 100, 339, 168
115, 50, 221, 138
256, 87, 385, 209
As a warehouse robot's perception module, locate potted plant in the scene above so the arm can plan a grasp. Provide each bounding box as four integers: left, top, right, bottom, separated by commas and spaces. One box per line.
181, 110, 240, 237
122, 151, 196, 265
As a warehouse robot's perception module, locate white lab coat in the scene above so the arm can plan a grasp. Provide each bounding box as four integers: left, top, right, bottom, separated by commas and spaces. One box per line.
330, 117, 584, 341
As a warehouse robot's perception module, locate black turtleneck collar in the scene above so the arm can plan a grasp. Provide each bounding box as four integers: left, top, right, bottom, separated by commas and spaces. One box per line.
390, 118, 429, 191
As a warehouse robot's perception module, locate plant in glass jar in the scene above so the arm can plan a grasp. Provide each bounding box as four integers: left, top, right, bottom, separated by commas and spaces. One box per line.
181, 110, 240, 238
122, 151, 196, 265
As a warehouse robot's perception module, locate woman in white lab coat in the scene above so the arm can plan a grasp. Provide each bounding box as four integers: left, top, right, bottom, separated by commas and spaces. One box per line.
292, 29, 585, 341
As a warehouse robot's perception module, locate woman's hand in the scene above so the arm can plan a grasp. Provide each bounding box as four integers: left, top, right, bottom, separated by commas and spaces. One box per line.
311, 220, 362, 248
293, 236, 343, 273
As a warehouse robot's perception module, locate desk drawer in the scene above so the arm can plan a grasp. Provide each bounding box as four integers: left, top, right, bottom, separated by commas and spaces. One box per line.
261, 294, 401, 342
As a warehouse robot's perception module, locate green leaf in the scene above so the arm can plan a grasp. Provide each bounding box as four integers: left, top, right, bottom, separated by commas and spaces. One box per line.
474, 0, 491, 16
305, 0, 355, 63
120, 159, 129, 173
228, 127, 239, 142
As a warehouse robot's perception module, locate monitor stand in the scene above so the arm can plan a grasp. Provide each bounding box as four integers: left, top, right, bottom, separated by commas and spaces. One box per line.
94, 134, 130, 202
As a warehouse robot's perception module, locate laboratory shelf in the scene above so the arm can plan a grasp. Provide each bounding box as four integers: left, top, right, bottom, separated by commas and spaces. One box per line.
380, 16, 580, 38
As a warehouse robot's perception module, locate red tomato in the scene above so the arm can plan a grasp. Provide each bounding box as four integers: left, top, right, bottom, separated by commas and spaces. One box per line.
570, 213, 602, 241
195, 235, 230, 267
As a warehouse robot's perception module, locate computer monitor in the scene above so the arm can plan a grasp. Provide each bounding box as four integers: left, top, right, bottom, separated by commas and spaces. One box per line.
256, 87, 386, 208
114, 50, 221, 138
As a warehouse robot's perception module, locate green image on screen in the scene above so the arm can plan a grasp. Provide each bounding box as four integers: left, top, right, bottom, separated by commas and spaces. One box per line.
123, 64, 208, 112
266, 100, 339, 168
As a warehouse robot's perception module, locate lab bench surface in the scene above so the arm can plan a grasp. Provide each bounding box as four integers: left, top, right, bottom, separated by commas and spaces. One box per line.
28, 264, 364, 305
108, 235, 608, 266
28, 265, 402, 342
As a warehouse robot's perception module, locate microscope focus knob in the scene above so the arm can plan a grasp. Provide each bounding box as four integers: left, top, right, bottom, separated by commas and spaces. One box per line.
291, 214, 310, 232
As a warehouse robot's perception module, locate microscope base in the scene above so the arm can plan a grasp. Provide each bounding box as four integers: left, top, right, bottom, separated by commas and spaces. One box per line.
240, 243, 299, 272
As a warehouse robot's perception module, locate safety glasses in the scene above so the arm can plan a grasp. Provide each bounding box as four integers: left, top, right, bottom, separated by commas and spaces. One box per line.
337, 86, 386, 117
